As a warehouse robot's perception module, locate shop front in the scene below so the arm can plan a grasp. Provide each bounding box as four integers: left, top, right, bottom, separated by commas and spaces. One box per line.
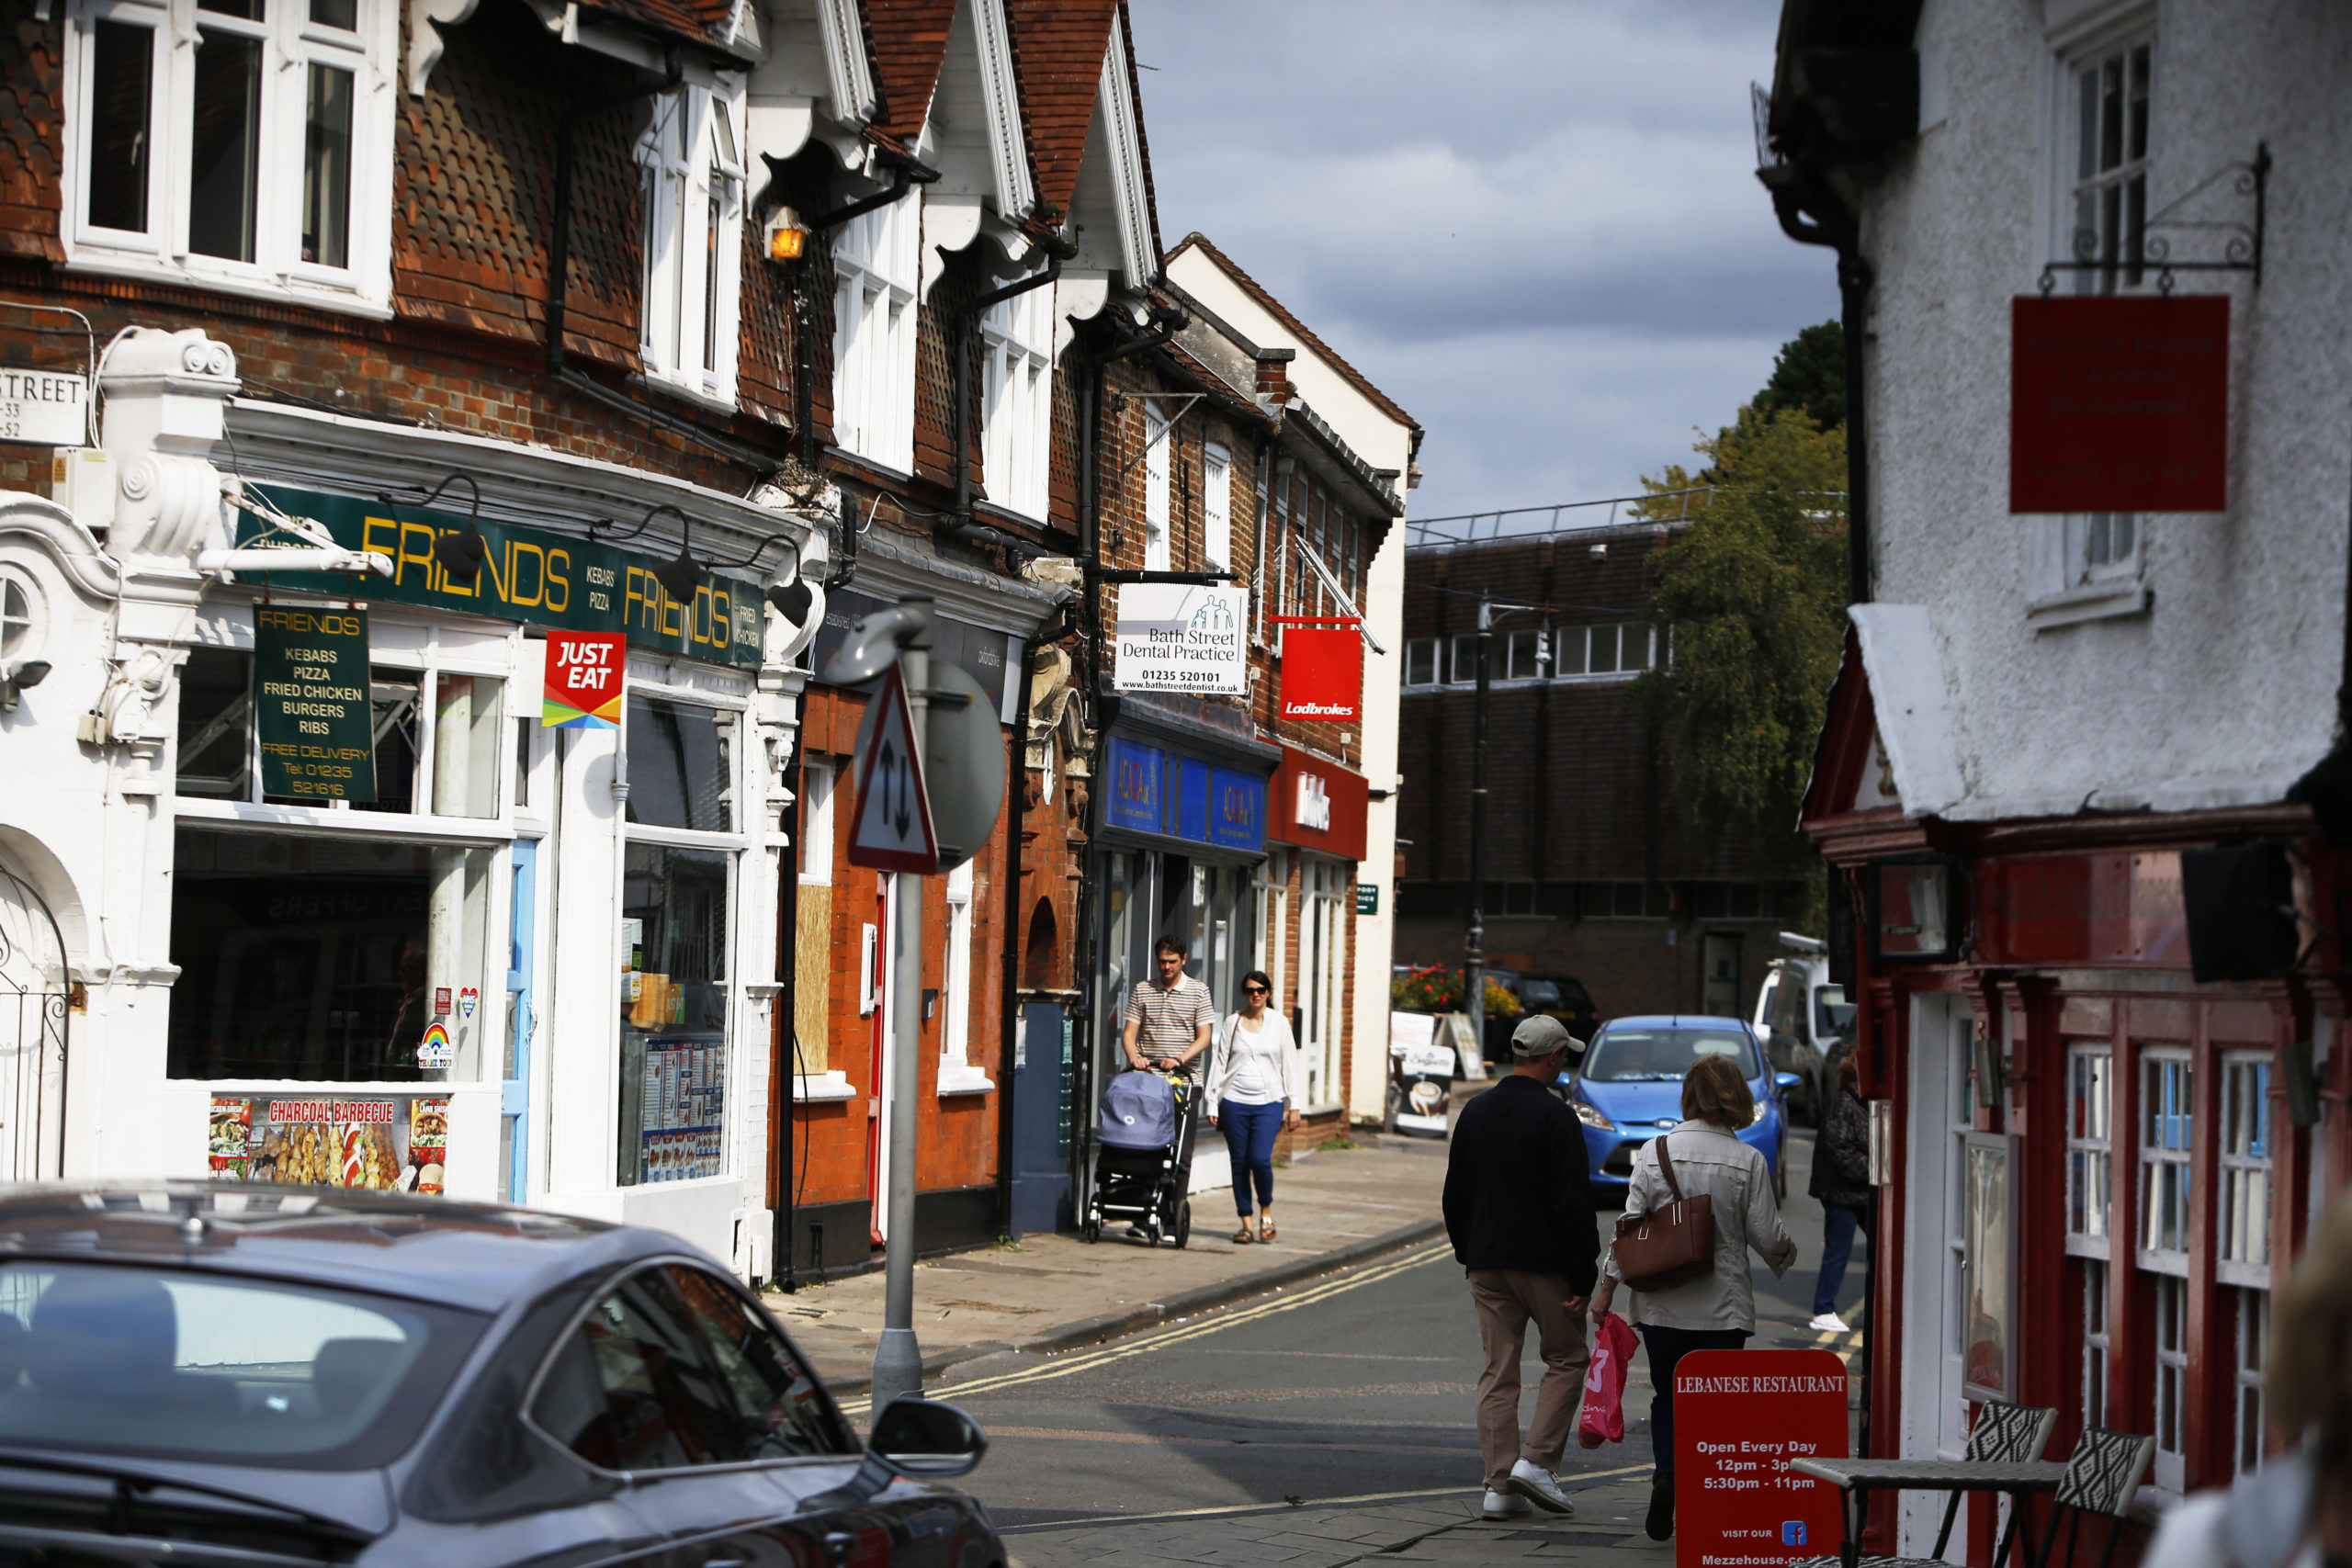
0, 330, 814, 1279
1265, 746, 1368, 1119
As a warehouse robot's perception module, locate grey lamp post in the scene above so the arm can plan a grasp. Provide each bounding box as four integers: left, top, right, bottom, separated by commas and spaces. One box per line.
1464, 594, 1547, 1060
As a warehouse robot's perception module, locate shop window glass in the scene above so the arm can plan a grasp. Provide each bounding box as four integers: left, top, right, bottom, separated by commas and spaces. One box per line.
618, 844, 729, 1186
2138, 1050, 2192, 1265
429, 674, 503, 819
168, 827, 491, 1082
176, 647, 253, 799
349, 669, 421, 816
2066, 1044, 2113, 1256
625, 695, 736, 833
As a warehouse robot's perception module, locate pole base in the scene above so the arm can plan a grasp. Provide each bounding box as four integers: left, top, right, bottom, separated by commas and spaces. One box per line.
870, 1326, 924, 1410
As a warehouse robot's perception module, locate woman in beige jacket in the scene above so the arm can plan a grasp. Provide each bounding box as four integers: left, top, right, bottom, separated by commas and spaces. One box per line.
1589, 1053, 1797, 1541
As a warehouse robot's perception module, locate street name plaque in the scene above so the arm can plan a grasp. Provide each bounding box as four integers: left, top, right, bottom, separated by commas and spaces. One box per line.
254, 604, 376, 802
1675, 1348, 1847, 1568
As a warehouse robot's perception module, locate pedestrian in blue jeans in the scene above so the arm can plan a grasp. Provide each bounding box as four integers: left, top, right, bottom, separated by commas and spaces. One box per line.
1807, 1055, 1874, 1333
1204, 971, 1303, 1244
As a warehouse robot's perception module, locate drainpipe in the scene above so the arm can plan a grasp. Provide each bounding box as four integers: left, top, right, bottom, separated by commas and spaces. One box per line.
1768, 176, 1871, 606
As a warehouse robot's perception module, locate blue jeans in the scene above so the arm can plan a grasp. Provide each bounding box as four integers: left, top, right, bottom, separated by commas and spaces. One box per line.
1637, 1325, 1747, 1478
1814, 1200, 1874, 1315
1219, 1100, 1282, 1216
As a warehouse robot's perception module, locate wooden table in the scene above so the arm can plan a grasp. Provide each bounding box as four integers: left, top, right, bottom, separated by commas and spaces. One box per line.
1790, 1457, 2069, 1568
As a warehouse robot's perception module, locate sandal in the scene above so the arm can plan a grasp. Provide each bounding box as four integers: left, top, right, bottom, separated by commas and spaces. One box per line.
1232, 1224, 1255, 1244
1259, 1222, 1277, 1242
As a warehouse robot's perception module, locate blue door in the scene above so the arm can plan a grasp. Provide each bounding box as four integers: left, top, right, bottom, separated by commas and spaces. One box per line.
503, 840, 537, 1203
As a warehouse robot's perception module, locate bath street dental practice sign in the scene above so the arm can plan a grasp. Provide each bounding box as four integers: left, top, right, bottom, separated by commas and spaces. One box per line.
1112, 584, 1246, 695
235, 483, 766, 669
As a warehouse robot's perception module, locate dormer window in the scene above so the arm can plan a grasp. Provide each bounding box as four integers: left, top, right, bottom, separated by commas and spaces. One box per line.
638, 85, 745, 406
831, 196, 919, 472
978, 284, 1051, 520
64, 0, 392, 311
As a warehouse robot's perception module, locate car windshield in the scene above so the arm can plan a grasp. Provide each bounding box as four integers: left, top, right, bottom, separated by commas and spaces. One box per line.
1519, 980, 1563, 1009
0, 1261, 485, 1470
1582, 1027, 1760, 1082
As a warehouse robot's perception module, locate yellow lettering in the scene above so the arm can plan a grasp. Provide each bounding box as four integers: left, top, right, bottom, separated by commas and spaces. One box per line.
398, 521, 436, 589
545, 548, 571, 614
506, 541, 544, 607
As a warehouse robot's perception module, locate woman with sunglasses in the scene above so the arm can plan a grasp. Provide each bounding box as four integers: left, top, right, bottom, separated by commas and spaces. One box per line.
1205, 970, 1304, 1245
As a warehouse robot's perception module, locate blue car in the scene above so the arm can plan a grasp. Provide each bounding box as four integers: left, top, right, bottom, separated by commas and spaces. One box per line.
1558, 1014, 1797, 1202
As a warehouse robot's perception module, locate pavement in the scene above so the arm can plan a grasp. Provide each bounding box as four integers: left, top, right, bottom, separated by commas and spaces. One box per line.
765, 1128, 1456, 1396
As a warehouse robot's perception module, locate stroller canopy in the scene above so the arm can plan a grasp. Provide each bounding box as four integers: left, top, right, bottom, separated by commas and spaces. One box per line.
1099, 1071, 1178, 1150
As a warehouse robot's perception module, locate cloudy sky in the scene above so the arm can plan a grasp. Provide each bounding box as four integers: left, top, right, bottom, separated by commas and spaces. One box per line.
1126, 1, 1839, 532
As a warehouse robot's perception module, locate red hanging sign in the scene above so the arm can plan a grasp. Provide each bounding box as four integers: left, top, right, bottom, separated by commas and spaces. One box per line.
2011, 293, 2229, 513
1275, 618, 1363, 722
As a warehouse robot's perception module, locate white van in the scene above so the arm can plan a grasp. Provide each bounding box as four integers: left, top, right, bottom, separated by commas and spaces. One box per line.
1751, 932, 1857, 1123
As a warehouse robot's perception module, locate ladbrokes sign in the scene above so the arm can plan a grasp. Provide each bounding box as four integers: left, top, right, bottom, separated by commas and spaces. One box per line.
234, 483, 765, 669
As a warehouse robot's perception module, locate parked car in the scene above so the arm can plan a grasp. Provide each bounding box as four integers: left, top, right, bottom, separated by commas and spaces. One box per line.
1557, 1015, 1799, 1202
1751, 932, 1858, 1122
1480, 968, 1600, 1062
0, 1184, 1000, 1567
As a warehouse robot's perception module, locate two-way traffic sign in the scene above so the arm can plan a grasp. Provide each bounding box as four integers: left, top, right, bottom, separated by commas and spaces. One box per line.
847, 665, 938, 873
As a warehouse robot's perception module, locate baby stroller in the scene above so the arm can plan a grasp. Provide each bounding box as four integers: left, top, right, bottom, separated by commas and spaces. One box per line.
1081, 1068, 1195, 1247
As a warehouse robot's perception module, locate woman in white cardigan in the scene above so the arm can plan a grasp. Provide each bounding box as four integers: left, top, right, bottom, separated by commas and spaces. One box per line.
1204, 970, 1304, 1245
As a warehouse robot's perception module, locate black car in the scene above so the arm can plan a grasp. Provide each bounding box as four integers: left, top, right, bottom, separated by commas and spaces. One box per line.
0, 1184, 998, 1567
1480, 969, 1601, 1062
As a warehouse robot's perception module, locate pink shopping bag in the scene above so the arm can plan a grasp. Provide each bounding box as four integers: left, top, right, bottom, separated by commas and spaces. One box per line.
1577, 1310, 1638, 1449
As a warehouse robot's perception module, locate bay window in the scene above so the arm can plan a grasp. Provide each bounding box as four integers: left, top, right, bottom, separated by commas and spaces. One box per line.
67, 0, 391, 307
831, 196, 918, 470
638, 85, 746, 405
978, 285, 1052, 520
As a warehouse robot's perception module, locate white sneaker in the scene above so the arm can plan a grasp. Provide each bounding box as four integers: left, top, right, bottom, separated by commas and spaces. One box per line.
1808, 1313, 1851, 1334
1506, 1459, 1575, 1517
1483, 1488, 1532, 1519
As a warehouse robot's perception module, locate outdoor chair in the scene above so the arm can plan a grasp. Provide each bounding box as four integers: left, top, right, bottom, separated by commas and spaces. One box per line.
1792, 1399, 2059, 1568
2029, 1428, 2156, 1568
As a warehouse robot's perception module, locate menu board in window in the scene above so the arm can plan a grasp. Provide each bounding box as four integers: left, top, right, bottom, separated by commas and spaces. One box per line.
209, 1094, 450, 1194
639, 1037, 725, 1182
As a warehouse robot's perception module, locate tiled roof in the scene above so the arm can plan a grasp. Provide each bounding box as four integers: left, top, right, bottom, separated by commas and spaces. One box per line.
1005, 0, 1117, 214
865, 0, 958, 141
1165, 231, 1418, 434
580, 0, 744, 55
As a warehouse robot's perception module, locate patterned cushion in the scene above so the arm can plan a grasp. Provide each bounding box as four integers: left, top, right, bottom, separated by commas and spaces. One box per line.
2053, 1427, 2156, 1516
1966, 1401, 2059, 1465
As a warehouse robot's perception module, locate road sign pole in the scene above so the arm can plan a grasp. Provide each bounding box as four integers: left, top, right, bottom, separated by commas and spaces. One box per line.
871, 617, 933, 1410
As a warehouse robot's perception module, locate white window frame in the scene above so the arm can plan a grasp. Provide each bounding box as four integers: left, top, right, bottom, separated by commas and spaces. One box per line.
937, 857, 991, 1095
2060, 24, 2155, 297
1143, 404, 1171, 571
1203, 441, 1232, 571
2082, 1258, 2110, 1430
1402, 637, 1439, 688
1504, 627, 1547, 682
831, 194, 919, 472
978, 284, 1052, 521
2233, 1285, 2268, 1478
62, 0, 396, 314
2217, 1051, 2273, 1286
2153, 1272, 2187, 1492
638, 84, 746, 408
2136, 1048, 2193, 1273
2066, 1043, 2114, 1258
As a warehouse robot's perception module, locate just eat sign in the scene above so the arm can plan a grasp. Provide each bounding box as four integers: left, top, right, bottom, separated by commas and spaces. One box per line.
2011, 294, 2229, 513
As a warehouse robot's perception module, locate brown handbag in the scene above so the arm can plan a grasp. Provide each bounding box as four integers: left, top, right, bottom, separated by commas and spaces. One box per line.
1613, 1134, 1717, 1292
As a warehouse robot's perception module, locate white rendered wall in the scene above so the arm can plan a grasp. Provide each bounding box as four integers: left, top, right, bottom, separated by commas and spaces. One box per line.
1861, 0, 2349, 822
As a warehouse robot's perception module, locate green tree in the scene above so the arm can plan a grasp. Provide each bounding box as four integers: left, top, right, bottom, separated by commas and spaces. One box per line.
1633, 406, 1849, 840
1753, 320, 1846, 432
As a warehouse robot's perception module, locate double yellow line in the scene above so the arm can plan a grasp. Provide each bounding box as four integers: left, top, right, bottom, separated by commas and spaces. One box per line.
838, 1239, 1452, 1416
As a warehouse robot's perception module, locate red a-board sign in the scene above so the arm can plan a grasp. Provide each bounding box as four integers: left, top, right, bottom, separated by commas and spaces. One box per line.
2011, 294, 2229, 513
1676, 1348, 1848, 1568
1276, 620, 1363, 721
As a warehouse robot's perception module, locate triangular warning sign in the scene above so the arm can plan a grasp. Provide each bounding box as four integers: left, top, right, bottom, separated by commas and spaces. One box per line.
847, 665, 938, 874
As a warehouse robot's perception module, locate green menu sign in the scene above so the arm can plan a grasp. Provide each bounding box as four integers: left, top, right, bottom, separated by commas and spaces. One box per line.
234, 483, 766, 670
254, 603, 376, 801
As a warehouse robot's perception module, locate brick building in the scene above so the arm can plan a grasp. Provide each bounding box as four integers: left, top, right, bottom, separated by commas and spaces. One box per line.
1394, 518, 1809, 1027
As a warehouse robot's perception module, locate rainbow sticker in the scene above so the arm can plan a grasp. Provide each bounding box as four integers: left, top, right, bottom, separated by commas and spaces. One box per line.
417, 1021, 455, 1070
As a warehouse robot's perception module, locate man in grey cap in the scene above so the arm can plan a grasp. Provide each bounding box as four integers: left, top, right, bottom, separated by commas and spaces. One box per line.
1441, 1013, 1599, 1519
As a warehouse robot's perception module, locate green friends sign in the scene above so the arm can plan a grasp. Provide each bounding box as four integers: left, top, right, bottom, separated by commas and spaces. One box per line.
254, 603, 376, 801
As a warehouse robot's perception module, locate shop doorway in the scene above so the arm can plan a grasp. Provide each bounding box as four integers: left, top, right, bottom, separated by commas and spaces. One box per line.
1300, 857, 1348, 1106
1898, 992, 1977, 1556
0, 861, 69, 1182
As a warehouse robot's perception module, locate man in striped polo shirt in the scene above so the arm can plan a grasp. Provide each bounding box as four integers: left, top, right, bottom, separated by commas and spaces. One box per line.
1122, 936, 1216, 1080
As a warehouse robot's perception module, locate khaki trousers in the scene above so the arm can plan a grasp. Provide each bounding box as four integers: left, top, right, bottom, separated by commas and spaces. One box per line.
1467, 1269, 1591, 1493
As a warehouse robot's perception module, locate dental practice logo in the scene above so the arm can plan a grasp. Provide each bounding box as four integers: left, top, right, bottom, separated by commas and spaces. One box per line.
1189, 597, 1236, 635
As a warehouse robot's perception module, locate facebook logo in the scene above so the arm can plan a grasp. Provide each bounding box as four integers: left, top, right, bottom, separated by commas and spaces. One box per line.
1781, 1522, 1808, 1547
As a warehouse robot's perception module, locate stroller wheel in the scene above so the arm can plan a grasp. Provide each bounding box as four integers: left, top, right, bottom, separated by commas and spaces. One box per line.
1172, 1200, 1192, 1249
1080, 1217, 1101, 1244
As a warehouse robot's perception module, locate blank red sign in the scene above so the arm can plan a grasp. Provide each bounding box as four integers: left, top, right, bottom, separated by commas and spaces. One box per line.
2011, 293, 2229, 513
1675, 1348, 1849, 1568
